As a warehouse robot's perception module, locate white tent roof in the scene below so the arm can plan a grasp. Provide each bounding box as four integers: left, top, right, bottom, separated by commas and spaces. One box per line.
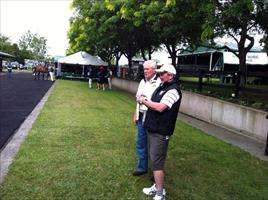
58, 51, 108, 66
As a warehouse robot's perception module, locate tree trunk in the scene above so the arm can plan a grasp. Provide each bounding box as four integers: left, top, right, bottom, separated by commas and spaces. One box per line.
126, 54, 133, 79
148, 52, 152, 60
164, 43, 177, 66
127, 55, 132, 68
115, 58, 119, 68
238, 51, 247, 87
148, 46, 153, 60
171, 54, 176, 67
237, 32, 254, 90
141, 49, 147, 61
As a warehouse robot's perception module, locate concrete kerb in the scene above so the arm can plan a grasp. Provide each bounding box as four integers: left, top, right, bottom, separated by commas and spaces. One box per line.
0, 82, 56, 184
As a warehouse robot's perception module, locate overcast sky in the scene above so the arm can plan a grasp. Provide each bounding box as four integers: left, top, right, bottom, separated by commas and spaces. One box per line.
0, 0, 73, 56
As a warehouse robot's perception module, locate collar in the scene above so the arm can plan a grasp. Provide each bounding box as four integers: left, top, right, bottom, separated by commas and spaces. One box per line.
144, 74, 158, 83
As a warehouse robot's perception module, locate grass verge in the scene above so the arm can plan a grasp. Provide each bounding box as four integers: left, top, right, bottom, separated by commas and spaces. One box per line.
0, 80, 267, 200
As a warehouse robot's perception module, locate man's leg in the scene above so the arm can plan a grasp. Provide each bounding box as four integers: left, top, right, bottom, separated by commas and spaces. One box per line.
108, 78, 112, 89
143, 132, 169, 197
134, 118, 148, 175
50, 72, 54, 81
88, 78, 92, 88
154, 170, 164, 196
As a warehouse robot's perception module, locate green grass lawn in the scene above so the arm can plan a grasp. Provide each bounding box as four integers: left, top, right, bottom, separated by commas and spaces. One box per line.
0, 80, 267, 200
179, 76, 221, 84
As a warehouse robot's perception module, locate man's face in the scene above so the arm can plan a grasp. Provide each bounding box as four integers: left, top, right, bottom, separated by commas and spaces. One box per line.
159, 72, 174, 83
143, 63, 155, 80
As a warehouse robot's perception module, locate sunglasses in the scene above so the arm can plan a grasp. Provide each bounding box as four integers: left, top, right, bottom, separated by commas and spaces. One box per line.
159, 71, 170, 76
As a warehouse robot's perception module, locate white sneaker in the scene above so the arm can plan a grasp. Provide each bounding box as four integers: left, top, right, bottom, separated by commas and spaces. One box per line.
153, 194, 166, 200
142, 184, 166, 196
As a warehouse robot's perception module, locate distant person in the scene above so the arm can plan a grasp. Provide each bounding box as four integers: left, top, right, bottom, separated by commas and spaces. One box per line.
48, 64, 54, 81
87, 68, 93, 89
137, 64, 181, 200
97, 66, 106, 90
7, 62, 12, 78
106, 68, 113, 90
132, 60, 161, 177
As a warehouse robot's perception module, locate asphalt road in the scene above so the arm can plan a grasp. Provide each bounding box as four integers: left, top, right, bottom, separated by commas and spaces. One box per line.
0, 72, 53, 150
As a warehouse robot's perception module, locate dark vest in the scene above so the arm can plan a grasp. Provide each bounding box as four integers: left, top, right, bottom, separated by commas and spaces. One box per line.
144, 80, 181, 136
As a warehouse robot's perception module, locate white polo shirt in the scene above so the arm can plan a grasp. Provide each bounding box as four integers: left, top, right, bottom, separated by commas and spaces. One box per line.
136, 75, 161, 113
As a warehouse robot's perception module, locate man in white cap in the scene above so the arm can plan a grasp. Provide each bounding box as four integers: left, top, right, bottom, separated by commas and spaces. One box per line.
137, 64, 181, 200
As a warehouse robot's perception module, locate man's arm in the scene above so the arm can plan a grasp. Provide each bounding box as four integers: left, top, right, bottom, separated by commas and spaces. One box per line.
137, 97, 167, 113
133, 103, 139, 125
133, 80, 144, 125
137, 89, 179, 113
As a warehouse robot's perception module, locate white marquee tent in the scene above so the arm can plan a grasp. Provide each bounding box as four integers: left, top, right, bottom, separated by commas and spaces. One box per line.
57, 51, 108, 75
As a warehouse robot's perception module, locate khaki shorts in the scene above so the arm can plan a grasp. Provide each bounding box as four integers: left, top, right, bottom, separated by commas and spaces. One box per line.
148, 131, 170, 171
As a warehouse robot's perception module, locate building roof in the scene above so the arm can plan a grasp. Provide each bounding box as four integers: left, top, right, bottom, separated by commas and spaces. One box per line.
178, 46, 229, 56
0, 51, 15, 59
177, 44, 262, 57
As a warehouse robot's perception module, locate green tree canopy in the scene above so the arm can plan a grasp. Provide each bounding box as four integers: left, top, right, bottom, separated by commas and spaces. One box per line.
67, 0, 267, 83
0, 34, 33, 64
19, 30, 47, 60
68, 0, 209, 67
0, 34, 19, 57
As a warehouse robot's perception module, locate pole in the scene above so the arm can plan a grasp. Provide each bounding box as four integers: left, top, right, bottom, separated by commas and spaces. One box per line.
234, 71, 241, 98
265, 114, 268, 156
198, 70, 203, 91
265, 133, 268, 156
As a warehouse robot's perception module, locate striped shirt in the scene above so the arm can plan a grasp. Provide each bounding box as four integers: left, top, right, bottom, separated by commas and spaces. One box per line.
160, 88, 180, 109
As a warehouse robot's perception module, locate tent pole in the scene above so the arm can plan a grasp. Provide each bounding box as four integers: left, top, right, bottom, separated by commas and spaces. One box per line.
82, 65, 85, 76
57, 63, 61, 76
209, 52, 213, 71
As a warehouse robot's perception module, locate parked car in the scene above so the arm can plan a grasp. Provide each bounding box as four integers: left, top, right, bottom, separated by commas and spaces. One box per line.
19, 65, 28, 70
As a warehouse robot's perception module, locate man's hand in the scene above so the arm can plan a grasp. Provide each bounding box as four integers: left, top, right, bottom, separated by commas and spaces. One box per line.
133, 112, 138, 125
136, 95, 147, 104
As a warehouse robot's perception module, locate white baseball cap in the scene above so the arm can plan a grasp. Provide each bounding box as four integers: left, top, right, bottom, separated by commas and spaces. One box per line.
156, 64, 176, 75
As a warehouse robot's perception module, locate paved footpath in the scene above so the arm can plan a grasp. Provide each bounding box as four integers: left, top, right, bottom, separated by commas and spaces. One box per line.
0, 72, 53, 149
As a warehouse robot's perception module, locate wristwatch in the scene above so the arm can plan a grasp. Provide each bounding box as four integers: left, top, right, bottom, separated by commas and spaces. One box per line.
142, 97, 148, 104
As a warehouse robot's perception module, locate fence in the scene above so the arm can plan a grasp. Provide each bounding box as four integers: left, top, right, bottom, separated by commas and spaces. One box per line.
179, 70, 268, 98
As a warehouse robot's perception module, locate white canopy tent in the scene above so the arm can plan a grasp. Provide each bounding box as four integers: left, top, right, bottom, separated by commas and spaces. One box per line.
223, 52, 268, 65
57, 51, 108, 75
